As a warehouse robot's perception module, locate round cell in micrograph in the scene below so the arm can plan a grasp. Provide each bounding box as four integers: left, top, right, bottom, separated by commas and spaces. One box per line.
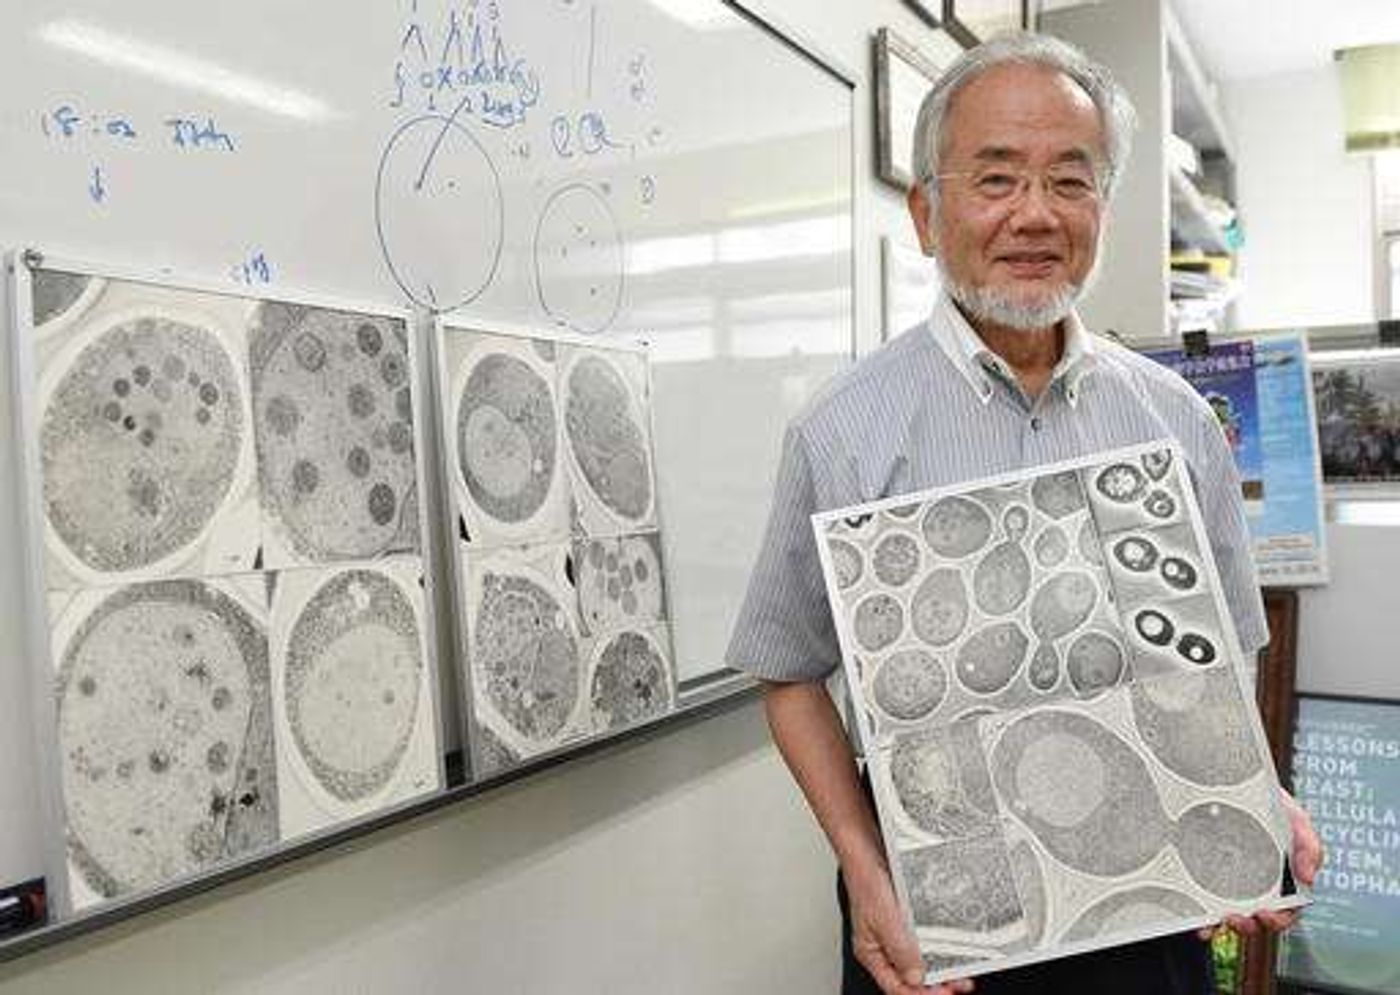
1159, 556, 1198, 591
1028, 571, 1098, 642
1141, 448, 1173, 481
1095, 463, 1147, 503
1031, 470, 1086, 520
1144, 489, 1177, 519
853, 592, 904, 653
565, 354, 652, 523
870, 648, 948, 721
889, 724, 997, 837
355, 323, 383, 357
252, 303, 418, 561
40, 314, 245, 575
55, 579, 276, 899
1176, 632, 1217, 666
1174, 802, 1283, 901
284, 569, 423, 802
1112, 536, 1158, 575
910, 569, 969, 647
1076, 517, 1103, 566
589, 629, 672, 732
972, 541, 1032, 616
472, 721, 522, 778
900, 837, 1024, 933
1066, 630, 1126, 697
872, 531, 921, 587
991, 709, 1172, 876
1135, 609, 1175, 647
473, 571, 579, 743
1063, 886, 1205, 943
1032, 525, 1069, 569
1130, 665, 1263, 786
31, 270, 94, 325
921, 496, 993, 558
955, 621, 1029, 695
457, 352, 558, 527
1028, 643, 1060, 692
577, 533, 665, 634
1002, 504, 1030, 542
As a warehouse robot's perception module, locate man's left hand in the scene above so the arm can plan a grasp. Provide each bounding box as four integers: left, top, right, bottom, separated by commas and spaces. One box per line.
1200, 790, 1324, 939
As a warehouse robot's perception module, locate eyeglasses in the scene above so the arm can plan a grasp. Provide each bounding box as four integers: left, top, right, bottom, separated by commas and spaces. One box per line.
931, 164, 1105, 206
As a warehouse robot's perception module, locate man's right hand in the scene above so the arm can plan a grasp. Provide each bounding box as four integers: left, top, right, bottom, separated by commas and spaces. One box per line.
846, 865, 975, 995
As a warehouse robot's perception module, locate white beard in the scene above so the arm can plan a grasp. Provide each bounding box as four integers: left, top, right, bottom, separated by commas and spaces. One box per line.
939, 274, 1081, 330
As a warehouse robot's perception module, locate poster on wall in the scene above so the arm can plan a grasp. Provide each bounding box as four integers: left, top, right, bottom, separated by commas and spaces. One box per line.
10, 257, 444, 914
1145, 333, 1328, 587
1311, 346, 1400, 486
813, 441, 1301, 984
1279, 695, 1400, 995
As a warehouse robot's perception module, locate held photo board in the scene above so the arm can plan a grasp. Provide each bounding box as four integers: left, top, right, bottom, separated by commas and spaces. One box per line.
9, 254, 444, 914
812, 441, 1302, 983
432, 319, 677, 778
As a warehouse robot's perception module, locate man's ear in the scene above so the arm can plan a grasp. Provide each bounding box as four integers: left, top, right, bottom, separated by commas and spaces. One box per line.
907, 184, 937, 257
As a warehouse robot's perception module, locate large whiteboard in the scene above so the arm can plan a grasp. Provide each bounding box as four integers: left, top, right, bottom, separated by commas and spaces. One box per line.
0, 0, 853, 891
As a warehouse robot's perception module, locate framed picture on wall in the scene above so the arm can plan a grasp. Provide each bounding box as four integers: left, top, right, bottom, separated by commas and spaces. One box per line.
943, 0, 1026, 45
874, 27, 967, 191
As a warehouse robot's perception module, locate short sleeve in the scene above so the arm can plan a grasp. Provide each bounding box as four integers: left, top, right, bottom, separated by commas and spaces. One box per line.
725, 424, 842, 682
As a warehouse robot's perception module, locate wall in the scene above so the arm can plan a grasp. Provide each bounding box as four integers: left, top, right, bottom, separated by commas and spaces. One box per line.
0, 1, 942, 991
1227, 67, 1376, 331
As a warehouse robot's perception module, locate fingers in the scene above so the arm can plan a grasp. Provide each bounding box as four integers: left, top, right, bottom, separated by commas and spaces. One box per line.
1221, 909, 1299, 938
934, 980, 976, 994
853, 938, 924, 995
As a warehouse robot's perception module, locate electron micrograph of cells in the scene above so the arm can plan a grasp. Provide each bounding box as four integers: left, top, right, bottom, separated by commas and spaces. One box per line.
1129, 667, 1263, 787
1009, 841, 1047, 947
471, 722, 522, 778
563, 350, 654, 529
1030, 470, 1086, 519
1032, 525, 1069, 569
990, 709, 1172, 877
1094, 463, 1147, 504
1173, 803, 1282, 901
1062, 886, 1205, 942
280, 568, 426, 807
53, 578, 277, 904
1028, 643, 1060, 692
1001, 505, 1030, 542
921, 496, 993, 558
1076, 518, 1103, 566
899, 837, 1025, 934
871, 648, 949, 722
1064, 630, 1126, 697
471, 568, 580, 746
910, 569, 970, 647
533, 182, 625, 335
39, 311, 247, 578
251, 302, 419, 565
1028, 572, 1099, 643
1124, 594, 1226, 679
973, 540, 1032, 616
854, 592, 905, 652
587, 627, 674, 732
455, 349, 559, 534
31, 269, 95, 326
887, 721, 997, 838
829, 538, 864, 591
873, 531, 922, 587
956, 622, 1029, 695
576, 532, 666, 635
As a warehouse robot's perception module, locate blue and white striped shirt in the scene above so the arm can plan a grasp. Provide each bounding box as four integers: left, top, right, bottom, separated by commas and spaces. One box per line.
726, 292, 1268, 682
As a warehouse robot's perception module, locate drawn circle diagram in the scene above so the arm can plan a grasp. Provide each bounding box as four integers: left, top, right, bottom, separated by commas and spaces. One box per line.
533, 182, 625, 334
55, 579, 274, 899
40, 313, 247, 577
284, 568, 423, 804
375, 115, 505, 311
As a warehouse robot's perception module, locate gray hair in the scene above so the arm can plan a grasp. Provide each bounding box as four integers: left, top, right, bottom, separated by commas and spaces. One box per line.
911, 32, 1137, 198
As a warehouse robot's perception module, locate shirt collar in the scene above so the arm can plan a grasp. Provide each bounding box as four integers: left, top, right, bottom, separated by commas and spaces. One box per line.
925, 291, 1097, 407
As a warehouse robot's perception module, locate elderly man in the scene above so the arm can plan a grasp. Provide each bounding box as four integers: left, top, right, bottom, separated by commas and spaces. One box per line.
727, 32, 1322, 995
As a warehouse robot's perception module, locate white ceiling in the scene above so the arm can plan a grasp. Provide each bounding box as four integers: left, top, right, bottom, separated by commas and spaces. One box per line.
1172, 0, 1400, 81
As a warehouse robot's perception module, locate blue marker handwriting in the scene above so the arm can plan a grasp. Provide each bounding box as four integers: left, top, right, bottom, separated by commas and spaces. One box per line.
88, 167, 106, 204
230, 251, 273, 286
41, 105, 138, 142
551, 110, 622, 158
41, 105, 236, 152
165, 117, 236, 152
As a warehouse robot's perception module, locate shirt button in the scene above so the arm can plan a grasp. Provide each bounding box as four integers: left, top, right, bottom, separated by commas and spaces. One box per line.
1030, 417, 1042, 431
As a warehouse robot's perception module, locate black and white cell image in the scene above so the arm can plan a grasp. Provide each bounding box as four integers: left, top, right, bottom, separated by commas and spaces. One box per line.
1064, 630, 1127, 697
989, 708, 1172, 877
471, 721, 522, 779
921, 496, 994, 558
853, 592, 905, 652
1028, 643, 1061, 692
1027, 571, 1098, 642
1173, 802, 1283, 901
873, 530, 922, 587
829, 537, 864, 591
1092, 462, 1147, 504
1083, 453, 1190, 535
870, 648, 949, 722
533, 182, 625, 335
1102, 524, 1212, 613
972, 540, 1033, 616
955, 621, 1029, 695
1062, 886, 1205, 942
1030, 470, 1086, 520
899, 837, 1025, 935
576, 532, 667, 635
563, 349, 655, 531
886, 721, 998, 838
910, 569, 970, 647
276, 565, 433, 825
1123, 593, 1227, 679
31, 269, 97, 327
52, 578, 277, 904
1130, 667, 1263, 787
38, 306, 250, 580
587, 627, 675, 732
251, 302, 419, 565
455, 344, 561, 541
1009, 840, 1047, 947
1032, 524, 1070, 569
470, 564, 580, 747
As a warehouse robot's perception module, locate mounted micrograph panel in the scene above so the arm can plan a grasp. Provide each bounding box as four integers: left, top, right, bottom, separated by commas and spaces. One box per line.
8, 254, 445, 917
